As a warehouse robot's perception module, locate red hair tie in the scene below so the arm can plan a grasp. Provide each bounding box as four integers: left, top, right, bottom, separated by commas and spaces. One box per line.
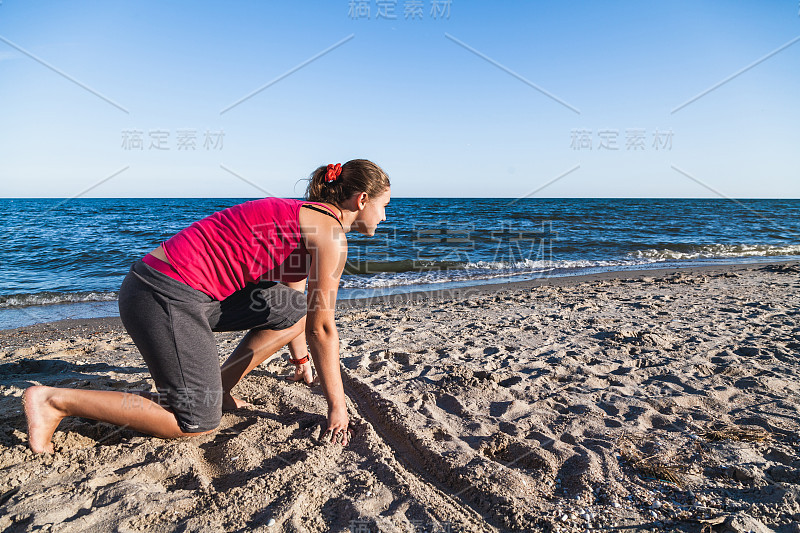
325, 163, 342, 183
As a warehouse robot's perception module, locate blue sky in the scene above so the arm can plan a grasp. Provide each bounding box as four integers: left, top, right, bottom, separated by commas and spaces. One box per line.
0, 1, 798, 198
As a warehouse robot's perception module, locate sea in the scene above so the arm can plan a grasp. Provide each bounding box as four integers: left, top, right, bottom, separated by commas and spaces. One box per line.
2, 198, 799, 330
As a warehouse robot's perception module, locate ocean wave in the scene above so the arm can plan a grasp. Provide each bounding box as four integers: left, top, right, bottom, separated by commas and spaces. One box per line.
462, 258, 657, 270
629, 243, 800, 261
343, 259, 462, 275
339, 257, 659, 289
4, 245, 798, 304
343, 256, 655, 276
0, 291, 119, 309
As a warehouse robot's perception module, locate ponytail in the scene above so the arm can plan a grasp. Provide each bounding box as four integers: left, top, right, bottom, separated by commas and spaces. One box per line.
304, 159, 390, 206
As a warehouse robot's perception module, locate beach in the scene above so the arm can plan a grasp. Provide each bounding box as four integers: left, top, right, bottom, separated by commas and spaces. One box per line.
1, 261, 799, 532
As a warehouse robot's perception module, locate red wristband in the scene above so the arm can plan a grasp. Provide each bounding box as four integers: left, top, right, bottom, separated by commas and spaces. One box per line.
289, 355, 309, 365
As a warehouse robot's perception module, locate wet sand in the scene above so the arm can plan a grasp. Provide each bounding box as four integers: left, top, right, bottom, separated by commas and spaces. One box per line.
1, 261, 799, 532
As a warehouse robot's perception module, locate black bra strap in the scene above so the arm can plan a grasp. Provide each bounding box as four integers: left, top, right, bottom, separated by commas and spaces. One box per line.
301, 204, 343, 228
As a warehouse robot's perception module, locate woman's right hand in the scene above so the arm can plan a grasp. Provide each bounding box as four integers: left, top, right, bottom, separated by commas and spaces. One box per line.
300, 205, 350, 445
323, 404, 351, 446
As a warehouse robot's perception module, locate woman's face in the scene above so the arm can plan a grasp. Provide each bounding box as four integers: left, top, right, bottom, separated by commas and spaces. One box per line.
354, 187, 391, 236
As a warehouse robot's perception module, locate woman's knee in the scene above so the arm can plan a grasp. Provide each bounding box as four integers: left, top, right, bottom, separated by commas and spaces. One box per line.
177, 427, 216, 438
169, 399, 222, 438
172, 417, 219, 439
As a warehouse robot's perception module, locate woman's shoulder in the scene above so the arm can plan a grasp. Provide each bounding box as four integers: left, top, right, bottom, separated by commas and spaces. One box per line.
297, 203, 346, 245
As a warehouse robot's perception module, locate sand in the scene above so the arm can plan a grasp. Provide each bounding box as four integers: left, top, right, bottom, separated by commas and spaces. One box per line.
1, 261, 799, 532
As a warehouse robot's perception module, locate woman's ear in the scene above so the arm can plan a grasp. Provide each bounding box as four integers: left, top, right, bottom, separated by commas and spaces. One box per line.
357, 192, 368, 210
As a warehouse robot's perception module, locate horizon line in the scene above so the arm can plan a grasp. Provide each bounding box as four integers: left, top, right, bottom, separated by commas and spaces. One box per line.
2, 196, 799, 201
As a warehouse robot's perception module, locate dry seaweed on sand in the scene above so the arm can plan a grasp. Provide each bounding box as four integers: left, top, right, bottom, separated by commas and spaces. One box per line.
616, 433, 686, 486
703, 423, 770, 443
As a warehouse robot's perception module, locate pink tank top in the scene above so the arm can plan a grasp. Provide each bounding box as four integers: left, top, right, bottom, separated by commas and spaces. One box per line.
147, 198, 339, 301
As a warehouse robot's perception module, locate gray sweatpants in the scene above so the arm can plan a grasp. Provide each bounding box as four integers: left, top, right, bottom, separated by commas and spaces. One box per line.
117, 259, 306, 432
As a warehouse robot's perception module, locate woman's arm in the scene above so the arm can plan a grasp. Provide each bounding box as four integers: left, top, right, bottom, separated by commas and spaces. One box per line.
282, 279, 315, 384
282, 278, 308, 359
302, 219, 349, 445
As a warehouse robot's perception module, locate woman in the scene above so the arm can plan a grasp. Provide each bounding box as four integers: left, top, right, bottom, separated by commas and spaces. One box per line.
23, 159, 391, 454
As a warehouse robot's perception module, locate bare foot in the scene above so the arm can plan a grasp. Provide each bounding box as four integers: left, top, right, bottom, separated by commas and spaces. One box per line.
222, 392, 253, 411
286, 361, 316, 386
23, 386, 66, 454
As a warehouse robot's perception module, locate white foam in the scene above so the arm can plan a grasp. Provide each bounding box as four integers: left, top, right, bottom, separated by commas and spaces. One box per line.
630, 244, 800, 261
339, 257, 660, 289
0, 291, 119, 309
